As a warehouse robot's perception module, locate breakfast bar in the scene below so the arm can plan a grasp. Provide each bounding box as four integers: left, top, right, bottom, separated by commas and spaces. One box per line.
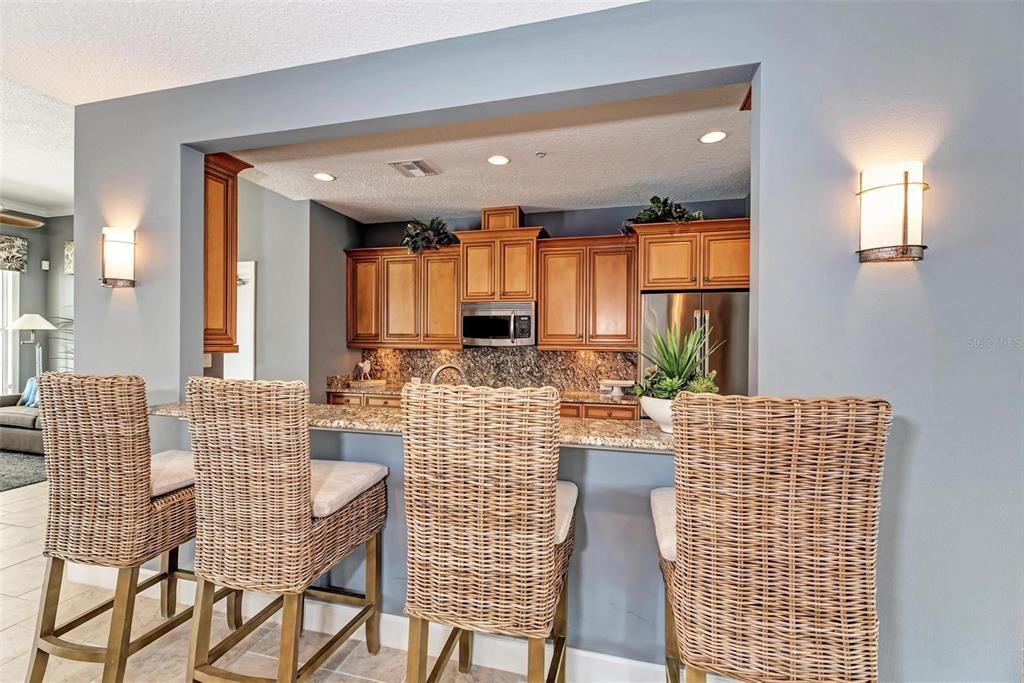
150, 402, 675, 665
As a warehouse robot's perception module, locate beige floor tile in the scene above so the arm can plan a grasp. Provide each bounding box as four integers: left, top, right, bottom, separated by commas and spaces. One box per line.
0, 652, 29, 681
331, 644, 406, 683
19, 577, 95, 605
0, 540, 44, 570
0, 524, 43, 551
0, 494, 49, 515
0, 505, 48, 528
0, 482, 47, 507
0, 594, 37, 630
0, 554, 47, 597
0, 620, 35, 666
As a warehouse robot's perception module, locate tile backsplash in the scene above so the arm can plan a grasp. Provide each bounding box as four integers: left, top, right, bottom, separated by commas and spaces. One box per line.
359, 348, 637, 391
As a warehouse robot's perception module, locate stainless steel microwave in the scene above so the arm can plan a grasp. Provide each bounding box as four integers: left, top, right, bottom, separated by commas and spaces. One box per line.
461, 301, 535, 347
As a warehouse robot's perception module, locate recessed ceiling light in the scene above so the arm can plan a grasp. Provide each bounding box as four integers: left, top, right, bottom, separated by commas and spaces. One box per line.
487, 155, 510, 166
699, 131, 727, 144
313, 172, 336, 181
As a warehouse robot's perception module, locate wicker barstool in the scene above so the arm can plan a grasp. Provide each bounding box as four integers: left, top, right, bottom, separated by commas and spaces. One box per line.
184, 377, 388, 683
401, 383, 577, 683
26, 373, 230, 683
652, 393, 892, 683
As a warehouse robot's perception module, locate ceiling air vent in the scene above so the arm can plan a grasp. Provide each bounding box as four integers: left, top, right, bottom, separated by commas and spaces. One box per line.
387, 159, 438, 178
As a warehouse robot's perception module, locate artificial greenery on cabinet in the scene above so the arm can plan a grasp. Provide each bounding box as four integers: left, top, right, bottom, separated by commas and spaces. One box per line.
402, 217, 457, 254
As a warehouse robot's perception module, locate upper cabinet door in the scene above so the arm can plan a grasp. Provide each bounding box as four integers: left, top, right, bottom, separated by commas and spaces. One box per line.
587, 242, 637, 349
382, 254, 420, 342
347, 255, 381, 346
700, 230, 750, 289
537, 245, 586, 348
203, 153, 251, 353
639, 232, 699, 291
461, 240, 496, 301
421, 249, 461, 347
498, 238, 536, 300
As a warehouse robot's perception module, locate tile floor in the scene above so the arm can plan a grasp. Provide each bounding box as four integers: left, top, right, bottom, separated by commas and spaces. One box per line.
0, 481, 519, 682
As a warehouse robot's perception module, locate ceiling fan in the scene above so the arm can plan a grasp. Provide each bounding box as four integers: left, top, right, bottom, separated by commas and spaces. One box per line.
0, 204, 45, 229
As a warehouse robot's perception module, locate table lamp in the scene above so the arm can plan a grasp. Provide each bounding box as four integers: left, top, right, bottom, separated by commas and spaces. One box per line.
7, 314, 56, 378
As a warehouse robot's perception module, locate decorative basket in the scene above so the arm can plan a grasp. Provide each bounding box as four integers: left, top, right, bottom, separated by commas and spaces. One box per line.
349, 379, 387, 391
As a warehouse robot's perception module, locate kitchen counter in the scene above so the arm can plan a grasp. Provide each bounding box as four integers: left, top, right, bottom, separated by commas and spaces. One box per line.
327, 384, 639, 406
151, 401, 668, 453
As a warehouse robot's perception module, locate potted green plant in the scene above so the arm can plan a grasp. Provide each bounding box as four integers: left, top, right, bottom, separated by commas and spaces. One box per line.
620, 195, 704, 234
402, 217, 457, 254
634, 322, 721, 433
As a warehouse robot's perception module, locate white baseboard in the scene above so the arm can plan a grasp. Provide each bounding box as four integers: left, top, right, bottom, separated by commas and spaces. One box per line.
67, 564, 725, 683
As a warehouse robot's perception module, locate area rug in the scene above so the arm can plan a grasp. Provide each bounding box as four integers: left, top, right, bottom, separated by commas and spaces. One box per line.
0, 450, 47, 492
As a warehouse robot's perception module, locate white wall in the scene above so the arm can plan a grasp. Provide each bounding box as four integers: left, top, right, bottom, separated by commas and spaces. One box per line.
73, 3, 1023, 679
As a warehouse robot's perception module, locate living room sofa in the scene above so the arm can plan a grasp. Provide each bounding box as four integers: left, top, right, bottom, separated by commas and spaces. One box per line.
0, 394, 43, 454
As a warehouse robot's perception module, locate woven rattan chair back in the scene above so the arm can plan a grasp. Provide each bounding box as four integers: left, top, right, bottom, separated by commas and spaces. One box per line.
402, 383, 563, 637
668, 393, 892, 683
37, 372, 157, 566
185, 376, 313, 592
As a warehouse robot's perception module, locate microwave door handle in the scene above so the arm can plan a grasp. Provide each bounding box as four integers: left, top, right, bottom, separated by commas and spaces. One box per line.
510, 311, 517, 343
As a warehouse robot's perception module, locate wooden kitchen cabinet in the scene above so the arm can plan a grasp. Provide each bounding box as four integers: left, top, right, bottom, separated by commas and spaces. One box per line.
421, 248, 461, 346
587, 242, 637, 348
327, 392, 402, 408
461, 239, 496, 301
634, 218, 750, 291
537, 245, 586, 347
559, 401, 639, 420
700, 229, 750, 289
346, 246, 461, 349
203, 152, 252, 353
382, 254, 420, 343
481, 205, 523, 231
346, 254, 382, 345
537, 236, 637, 351
457, 228, 542, 302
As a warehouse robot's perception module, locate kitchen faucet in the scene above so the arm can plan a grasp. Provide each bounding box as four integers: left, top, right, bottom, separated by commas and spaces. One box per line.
429, 364, 465, 384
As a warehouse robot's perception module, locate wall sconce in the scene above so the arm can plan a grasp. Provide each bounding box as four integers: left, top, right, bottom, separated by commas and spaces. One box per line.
100, 226, 135, 287
857, 161, 929, 262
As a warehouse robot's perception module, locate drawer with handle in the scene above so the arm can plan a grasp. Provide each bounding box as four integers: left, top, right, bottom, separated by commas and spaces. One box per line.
364, 394, 402, 408
327, 392, 363, 406
559, 402, 582, 418
582, 404, 639, 421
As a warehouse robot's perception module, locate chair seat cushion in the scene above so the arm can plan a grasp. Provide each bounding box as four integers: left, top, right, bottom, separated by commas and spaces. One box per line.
0, 405, 40, 430
151, 449, 195, 497
650, 487, 676, 562
555, 481, 577, 545
310, 460, 389, 518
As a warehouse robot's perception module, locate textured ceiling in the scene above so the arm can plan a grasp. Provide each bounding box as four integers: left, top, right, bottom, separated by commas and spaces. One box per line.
0, 78, 74, 216
237, 84, 751, 223
0, 0, 643, 105
0, 0, 641, 212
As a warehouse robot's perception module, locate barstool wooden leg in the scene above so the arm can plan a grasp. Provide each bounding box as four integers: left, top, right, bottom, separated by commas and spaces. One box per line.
685, 666, 707, 683
365, 532, 382, 654
186, 577, 216, 681
277, 593, 302, 683
226, 589, 243, 630
297, 593, 305, 637
406, 616, 429, 683
665, 589, 680, 683
458, 630, 473, 673
26, 556, 64, 683
553, 578, 568, 683
160, 548, 178, 618
101, 566, 139, 683
527, 637, 546, 683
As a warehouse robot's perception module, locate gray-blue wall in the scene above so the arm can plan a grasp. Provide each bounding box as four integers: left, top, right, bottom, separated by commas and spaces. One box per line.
72, 3, 1024, 679
359, 199, 748, 248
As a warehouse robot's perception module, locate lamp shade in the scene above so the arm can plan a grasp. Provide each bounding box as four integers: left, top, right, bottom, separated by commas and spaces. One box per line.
858, 161, 928, 262
101, 226, 135, 287
7, 313, 56, 331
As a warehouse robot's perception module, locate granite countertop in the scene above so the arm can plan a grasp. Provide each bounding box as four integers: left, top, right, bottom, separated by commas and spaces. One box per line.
327, 385, 638, 406
151, 402, 669, 453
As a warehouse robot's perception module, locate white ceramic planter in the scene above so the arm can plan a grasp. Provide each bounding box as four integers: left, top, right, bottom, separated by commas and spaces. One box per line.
640, 396, 674, 433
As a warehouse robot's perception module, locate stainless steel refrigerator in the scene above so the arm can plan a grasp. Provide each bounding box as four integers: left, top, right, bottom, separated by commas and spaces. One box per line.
640, 292, 750, 396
